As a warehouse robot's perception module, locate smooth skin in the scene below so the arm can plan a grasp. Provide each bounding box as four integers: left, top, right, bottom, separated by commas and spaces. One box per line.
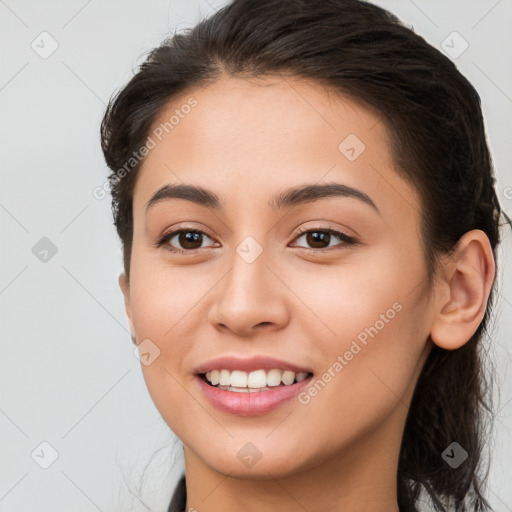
118, 75, 495, 512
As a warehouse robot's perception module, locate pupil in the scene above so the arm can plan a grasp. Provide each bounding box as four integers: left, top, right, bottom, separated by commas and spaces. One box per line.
180, 231, 202, 249
307, 231, 330, 248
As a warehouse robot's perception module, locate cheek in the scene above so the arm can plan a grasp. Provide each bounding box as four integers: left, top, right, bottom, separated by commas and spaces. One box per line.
127, 253, 198, 406
286, 244, 420, 342
288, 245, 428, 413
291, 306, 427, 463
128, 249, 207, 339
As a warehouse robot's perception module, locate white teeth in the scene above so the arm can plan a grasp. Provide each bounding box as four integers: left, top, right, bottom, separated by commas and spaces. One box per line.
230, 370, 248, 388
203, 369, 311, 389
281, 370, 295, 386
219, 369, 231, 386
210, 370, 219, 385
247, 369, 267, 388
295, 372, 308, 382
266, 369, 282, 387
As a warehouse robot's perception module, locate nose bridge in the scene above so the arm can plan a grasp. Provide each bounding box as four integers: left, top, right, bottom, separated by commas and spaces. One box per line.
209, 233, 289, 334
222, 234, 272, 306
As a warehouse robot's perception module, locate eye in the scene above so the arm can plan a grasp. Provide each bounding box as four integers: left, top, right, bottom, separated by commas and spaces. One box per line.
290, 226, 357, 251
156, 227, 218, 253
155, 225, 357, 255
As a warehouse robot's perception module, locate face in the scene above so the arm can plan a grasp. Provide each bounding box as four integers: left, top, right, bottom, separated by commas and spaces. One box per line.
121, 75, 434, 479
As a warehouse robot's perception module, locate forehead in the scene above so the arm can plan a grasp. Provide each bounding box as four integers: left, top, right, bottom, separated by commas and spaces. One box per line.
132, 75, 418, 224
145, 75, 385, 162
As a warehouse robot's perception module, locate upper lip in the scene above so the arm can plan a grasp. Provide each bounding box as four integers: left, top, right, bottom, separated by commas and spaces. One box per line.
194, 355, 314, 375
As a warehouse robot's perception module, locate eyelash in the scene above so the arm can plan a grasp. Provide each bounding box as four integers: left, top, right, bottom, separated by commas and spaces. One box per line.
155, 224, 358, 255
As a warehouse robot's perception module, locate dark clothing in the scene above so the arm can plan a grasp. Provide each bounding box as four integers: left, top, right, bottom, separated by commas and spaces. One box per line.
167, 474, 187, 512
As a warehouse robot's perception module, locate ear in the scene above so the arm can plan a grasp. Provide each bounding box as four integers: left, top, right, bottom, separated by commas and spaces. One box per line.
118, 272, 137, 344
430, 230, 496, 350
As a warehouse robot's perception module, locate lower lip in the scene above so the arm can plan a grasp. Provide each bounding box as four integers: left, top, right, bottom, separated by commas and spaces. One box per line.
195, 374, 313, 416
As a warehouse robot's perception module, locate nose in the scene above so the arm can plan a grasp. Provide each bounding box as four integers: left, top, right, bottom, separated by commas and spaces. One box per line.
208, 245, 290, 338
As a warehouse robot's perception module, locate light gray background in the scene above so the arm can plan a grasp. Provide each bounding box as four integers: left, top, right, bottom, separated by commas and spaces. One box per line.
1, 1, 511, 511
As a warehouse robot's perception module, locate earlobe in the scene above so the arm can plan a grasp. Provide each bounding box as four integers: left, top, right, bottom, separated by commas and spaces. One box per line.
430, 230, 495, 351
118, 272, 129, 300
118, 272, 136, 343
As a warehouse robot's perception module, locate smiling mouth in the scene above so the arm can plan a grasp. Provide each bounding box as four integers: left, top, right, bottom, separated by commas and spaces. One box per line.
195, 369, 315, 415
198, 371, 314, 392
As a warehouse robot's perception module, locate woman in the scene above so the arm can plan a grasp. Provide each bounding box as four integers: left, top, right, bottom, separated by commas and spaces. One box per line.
100, 0, 510, 510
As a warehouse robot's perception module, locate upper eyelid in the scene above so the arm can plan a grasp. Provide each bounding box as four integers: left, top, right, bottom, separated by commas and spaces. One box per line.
162, 225, 216, 242
294, 224, 352, 237
290, 226, 356, 248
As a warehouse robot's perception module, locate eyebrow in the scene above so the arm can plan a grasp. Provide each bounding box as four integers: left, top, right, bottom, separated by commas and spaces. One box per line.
145, 182, 380, 214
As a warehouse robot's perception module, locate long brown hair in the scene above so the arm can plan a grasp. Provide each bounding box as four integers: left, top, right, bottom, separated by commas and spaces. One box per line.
100, 1, 510, 509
